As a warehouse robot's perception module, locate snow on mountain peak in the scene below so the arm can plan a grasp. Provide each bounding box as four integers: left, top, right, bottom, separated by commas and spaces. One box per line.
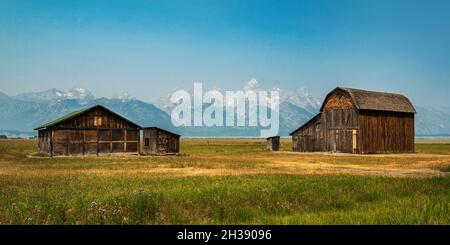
282, 87, 321, 112
62, 87, 94, 102
113, 92, 136, 102
154, 79, 321, 114
14, 87, 94, 103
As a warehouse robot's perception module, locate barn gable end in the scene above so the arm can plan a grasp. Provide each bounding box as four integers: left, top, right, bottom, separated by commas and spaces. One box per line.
322, 89, 355, 110
35, 105, 141, 156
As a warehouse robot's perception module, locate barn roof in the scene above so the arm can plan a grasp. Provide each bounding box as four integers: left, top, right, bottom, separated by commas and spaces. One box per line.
34, 104, 141, 130
289, 113, 321, 136
320, 87, 416, 113
143, 127, 181, 137
266, 136, 280, 140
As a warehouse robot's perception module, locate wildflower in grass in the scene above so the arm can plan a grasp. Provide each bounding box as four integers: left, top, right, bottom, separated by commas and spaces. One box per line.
90, 201, 98, 209
133, 188, 145, 195
98, 208, 107, 220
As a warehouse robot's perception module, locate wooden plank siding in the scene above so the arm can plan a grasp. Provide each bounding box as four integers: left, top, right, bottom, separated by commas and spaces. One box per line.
142, 127, 180, 155
322, 109, 358, 153
50, 129, 139, 155
37, 129, 52, 155
292, 109, 358, 153
358, 111, 414, 153
266, 136, 280, 151
36, 105, 140, 156
291, 115, 324, 152
291, 87, 415, 154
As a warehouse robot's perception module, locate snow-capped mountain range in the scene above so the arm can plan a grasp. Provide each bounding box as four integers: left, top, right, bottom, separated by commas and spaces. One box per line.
153, 79, 320, 136
1, 82, 450, 137
15, 87, 95, 104
0, 87, 173, 136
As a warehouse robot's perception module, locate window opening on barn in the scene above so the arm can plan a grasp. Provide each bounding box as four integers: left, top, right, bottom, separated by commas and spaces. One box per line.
94, 116, 103, 126
144, 138, 149, 147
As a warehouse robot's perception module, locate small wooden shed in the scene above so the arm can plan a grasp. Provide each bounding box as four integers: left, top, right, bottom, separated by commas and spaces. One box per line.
266, 136, 280, 151
290, 87, 416, 154
142, 127, 180, 155
34, 105, 141, 156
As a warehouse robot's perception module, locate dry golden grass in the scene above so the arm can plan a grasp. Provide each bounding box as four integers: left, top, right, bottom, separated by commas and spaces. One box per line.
1, 138, 449, 178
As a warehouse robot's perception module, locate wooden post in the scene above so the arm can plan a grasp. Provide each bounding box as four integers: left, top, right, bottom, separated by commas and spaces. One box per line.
66, 129, 69, 155
124, 129, 127, 153
334, 130, 338, 152
96, 128, 99, 156
83, 129, 85, 155
110, 129, 113, 153
83, 114, 86, 155
156, 129, 159, 155
50, 130, 54, 157
352, 129, 357, 153
137, 129, 141, 155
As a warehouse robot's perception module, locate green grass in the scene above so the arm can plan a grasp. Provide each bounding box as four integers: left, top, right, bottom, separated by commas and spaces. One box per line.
0, 139, 449, 224
0, 174, 448, 224
435, 165, 450, 172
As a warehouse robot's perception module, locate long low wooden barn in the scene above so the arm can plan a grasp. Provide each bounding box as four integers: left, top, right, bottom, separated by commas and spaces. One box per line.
290, 87, 416, 154
35, 105, 142, 156
35, 105, 181, 156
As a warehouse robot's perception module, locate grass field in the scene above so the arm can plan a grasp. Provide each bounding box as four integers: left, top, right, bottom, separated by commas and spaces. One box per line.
0, 139, 449, 224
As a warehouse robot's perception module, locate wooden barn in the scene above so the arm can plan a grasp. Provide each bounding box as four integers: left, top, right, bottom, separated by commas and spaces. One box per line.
35, 105, 141, 156
266, 136, 280, 151
142, 127, 180, 155
290, 87, 416, 154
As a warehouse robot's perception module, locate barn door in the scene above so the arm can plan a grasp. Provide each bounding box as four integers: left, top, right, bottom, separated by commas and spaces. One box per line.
334, 129, 356, 153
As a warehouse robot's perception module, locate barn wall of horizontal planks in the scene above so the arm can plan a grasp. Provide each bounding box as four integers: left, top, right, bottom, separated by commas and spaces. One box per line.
290, 87, 416, 154
142, 127, 180, 155
35, 105, 141, 156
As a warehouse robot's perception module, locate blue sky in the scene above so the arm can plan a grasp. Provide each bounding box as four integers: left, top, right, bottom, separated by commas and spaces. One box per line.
0, 0, 449, 106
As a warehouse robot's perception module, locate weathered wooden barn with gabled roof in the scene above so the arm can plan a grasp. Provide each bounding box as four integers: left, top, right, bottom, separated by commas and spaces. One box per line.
290, 87, 416, 154
142, 127, 180, 155
35, 105, 141, 156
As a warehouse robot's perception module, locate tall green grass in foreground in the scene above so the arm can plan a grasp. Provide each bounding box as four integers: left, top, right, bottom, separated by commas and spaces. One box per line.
0, 174, 448, 224
0, 139, 449, 224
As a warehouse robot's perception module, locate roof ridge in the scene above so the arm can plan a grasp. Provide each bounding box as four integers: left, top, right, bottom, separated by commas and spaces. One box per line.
34, 105, 98, 130
34, 104, 141, 130
339, 87, 407, 97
